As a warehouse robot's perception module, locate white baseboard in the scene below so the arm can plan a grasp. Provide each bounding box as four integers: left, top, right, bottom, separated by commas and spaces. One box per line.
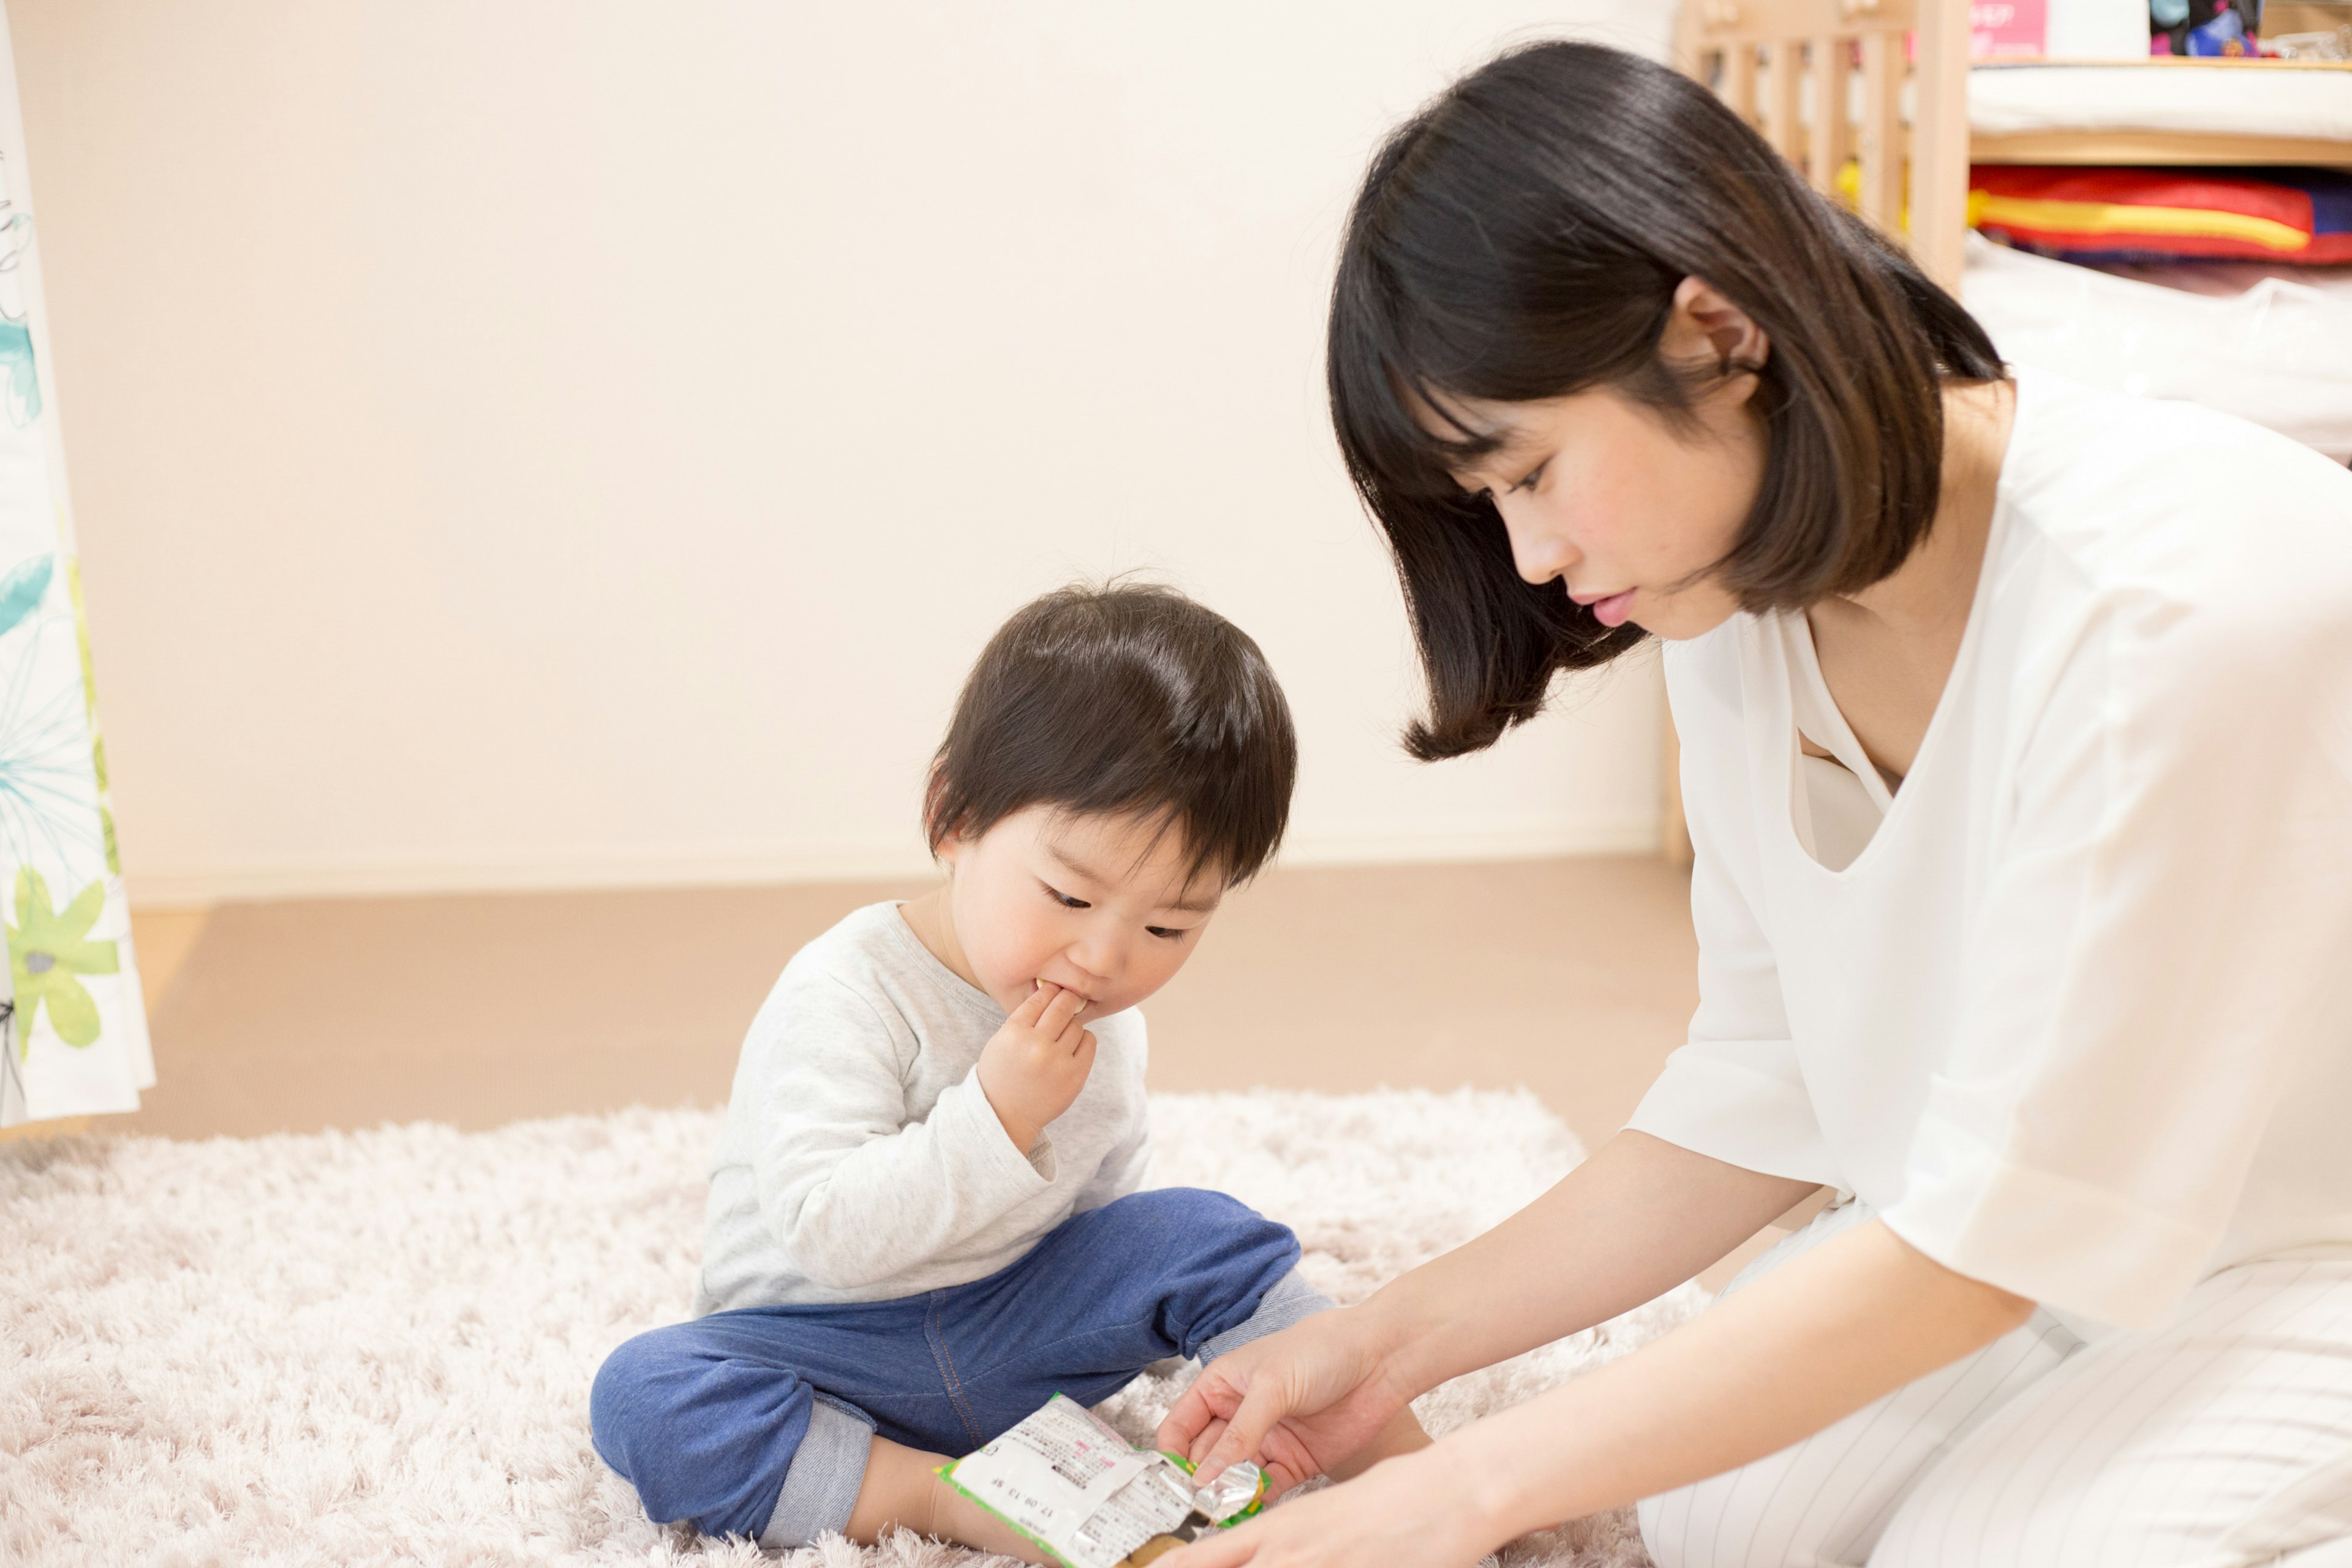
124, 838, 942, 908
124, 812, 1662, 908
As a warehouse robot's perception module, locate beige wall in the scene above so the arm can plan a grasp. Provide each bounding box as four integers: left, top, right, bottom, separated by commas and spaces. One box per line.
12, 2, 1673, 906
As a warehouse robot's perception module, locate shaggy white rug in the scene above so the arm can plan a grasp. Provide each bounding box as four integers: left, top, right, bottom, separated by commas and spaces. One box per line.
1, 1089, 1707, 1567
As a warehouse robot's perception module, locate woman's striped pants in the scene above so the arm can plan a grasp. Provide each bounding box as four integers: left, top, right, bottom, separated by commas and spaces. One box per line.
1638, 1199, 2352, 1567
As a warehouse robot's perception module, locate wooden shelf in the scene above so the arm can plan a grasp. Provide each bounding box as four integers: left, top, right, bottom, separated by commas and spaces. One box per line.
1973, 129, 2352, 165
1976, 56, 2352, 70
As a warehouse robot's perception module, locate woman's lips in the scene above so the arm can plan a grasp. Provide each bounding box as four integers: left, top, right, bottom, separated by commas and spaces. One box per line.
1589, 589, 1637, 627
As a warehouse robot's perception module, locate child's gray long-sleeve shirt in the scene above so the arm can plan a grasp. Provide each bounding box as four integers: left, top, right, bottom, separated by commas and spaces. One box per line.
693, 901, 1152, 1313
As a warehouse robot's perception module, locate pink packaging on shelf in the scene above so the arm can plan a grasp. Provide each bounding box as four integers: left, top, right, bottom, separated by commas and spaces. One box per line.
1972, 0, 2050, 56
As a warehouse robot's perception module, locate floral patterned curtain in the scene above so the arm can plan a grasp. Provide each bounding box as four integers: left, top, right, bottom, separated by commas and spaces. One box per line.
0, 3, 151, 1126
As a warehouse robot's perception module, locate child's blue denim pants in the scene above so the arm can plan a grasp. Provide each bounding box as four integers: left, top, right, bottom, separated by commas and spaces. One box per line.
590, 1186, 1329, 1548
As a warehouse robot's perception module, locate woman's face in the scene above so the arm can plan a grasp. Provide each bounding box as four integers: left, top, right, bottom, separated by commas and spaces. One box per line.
1442, 279, 1770, 642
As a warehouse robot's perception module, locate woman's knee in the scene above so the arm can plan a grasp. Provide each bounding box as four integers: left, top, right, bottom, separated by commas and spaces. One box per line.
1640, 1308, 2077, 1568
1641, 1461, 1912, 1568
1638, 1464, 1852, 1568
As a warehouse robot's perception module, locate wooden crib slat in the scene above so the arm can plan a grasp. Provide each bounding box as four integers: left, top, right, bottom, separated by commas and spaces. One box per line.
1725, 42, 1759, 126
1909, 0, 1972, 287
1807, 34, 1847, 192
1766, 39, 1805, 160
1857, 29, 1902, 229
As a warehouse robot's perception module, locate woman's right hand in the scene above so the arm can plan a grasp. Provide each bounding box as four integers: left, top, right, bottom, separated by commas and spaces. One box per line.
1156, 1306, 1415, 1498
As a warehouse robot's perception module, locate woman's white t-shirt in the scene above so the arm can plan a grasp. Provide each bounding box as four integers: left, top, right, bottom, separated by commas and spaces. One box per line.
1630, 367, 2352, 1333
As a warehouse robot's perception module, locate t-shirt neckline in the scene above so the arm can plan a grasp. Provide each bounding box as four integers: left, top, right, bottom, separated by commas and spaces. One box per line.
1773, 374, 2031, 878
883, 900, 1008, 1022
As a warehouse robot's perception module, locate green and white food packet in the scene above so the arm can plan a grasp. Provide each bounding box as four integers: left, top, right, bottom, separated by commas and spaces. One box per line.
940, 1394, 1267, 1567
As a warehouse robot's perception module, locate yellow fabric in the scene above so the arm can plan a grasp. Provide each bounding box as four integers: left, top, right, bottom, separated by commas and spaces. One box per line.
1835, 157, 1910, 232
1966, 189, 2312, 253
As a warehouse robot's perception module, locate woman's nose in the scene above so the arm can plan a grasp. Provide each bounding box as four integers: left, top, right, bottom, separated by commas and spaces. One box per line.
1498, 504, 1577, 586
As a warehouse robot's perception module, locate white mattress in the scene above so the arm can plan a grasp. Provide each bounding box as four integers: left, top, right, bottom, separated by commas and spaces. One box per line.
1961, 235, 2352, 461
1969, 61, 2352, 143
2083, 256, 2352, 298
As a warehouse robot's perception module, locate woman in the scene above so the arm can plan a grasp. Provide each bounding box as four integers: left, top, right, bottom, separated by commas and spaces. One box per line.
1155, 40, 2352, 1568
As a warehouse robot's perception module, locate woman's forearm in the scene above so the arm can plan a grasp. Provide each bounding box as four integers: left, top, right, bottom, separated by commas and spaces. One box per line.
1355, 1131, 1821, 1398
1425, 1219, 2035, 1548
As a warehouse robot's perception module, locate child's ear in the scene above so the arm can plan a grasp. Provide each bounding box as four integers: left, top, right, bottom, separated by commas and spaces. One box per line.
922, 767, 962, 864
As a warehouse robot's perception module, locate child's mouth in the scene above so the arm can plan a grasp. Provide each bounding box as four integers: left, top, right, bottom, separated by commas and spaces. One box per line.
1035, 981, 1096, 1013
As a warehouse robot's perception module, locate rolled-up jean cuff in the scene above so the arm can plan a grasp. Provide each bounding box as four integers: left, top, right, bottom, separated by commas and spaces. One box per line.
1199, 1268, 1334, 1362
760, 1395, 877, 1549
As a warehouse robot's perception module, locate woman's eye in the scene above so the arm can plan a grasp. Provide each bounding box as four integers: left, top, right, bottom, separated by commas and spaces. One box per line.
1046, 886, 1089, 910
1508, 461, 1548, 494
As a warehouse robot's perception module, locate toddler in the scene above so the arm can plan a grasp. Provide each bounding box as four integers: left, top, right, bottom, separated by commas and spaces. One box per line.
590, 584, 1427, 1559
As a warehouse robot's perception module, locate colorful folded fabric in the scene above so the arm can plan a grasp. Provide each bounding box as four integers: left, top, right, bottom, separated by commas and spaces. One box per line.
1969, 165, 2352, 263
0, 29, 154, 1126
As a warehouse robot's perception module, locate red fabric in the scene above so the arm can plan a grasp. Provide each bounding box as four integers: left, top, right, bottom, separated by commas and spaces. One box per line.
1969, 164, 2352, 263
1972, 165, 2315, 228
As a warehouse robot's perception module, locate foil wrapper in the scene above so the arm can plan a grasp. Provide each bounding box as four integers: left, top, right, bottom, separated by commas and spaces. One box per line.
1191, 1460, 1267, 1524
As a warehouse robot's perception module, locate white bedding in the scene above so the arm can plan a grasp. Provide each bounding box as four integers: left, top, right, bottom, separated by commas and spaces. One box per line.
2084, 255, 2352, 299
1961, 235, 2352, 461
1970, 61, 2352, 143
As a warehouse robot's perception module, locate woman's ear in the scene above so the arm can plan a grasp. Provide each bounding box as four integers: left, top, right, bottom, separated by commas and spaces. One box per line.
1664, 275, 1770, 387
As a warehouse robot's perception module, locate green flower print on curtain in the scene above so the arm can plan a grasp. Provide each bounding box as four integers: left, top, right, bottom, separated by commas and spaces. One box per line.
67, 560, 117, 873
7, 867, 115, 1050
0, 315, 35, 426
0, 4, 151, 1124
0, 548, 45, 634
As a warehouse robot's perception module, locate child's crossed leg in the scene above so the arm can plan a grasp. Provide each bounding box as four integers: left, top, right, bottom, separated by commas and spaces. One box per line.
594, 1186, 1428, 1556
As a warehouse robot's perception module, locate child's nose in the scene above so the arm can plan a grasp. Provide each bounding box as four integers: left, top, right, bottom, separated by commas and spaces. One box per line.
1066, 933, 1121, 987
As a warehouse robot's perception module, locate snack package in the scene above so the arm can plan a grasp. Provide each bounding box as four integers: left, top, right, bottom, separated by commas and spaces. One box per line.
939, 1395, 1267, 1568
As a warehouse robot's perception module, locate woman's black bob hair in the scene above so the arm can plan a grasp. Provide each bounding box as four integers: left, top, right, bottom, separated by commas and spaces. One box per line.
1330, 39, 2003, 760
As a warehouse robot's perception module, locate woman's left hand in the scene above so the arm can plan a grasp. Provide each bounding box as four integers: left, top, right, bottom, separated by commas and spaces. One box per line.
1154, 1450, 1499, 1568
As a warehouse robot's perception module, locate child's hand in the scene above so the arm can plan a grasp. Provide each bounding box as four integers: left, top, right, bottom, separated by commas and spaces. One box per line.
975, 982, 1096, 1155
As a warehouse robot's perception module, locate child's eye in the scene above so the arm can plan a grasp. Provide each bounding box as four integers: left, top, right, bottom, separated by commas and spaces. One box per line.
1044, 885, 1089, 910
1145, 925, 1189, 941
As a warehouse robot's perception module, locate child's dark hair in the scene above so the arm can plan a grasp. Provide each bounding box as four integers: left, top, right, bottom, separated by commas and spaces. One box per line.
1329, 40, 2003, 761
925, 583, 1296, 886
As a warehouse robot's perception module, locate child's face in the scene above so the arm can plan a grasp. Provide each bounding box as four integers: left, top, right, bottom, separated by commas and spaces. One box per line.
937, 805, 1223, 1023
